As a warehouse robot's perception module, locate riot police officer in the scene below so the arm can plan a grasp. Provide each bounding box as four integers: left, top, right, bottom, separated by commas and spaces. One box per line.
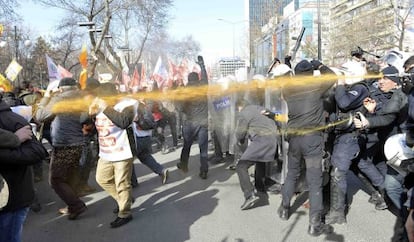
278, 60, 335, 237
325, 60, 388, 225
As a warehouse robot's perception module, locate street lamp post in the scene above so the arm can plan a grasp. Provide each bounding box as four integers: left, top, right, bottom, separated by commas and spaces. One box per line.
217, 19, 246, 58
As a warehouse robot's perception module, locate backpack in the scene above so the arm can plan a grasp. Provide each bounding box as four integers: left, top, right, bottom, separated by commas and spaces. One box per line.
135, 102, 156, 130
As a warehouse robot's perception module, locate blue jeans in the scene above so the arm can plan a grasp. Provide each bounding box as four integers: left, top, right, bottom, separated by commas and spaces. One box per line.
384, 168, 405, 210
0, 207, 30, 242
180, 121, 209, 172
135, 136, 164, 175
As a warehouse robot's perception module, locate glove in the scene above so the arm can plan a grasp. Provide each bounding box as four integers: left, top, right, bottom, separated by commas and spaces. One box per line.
261, 109, 276, 121
353, 112, 369, 129
402, 77, 414, 94
311, 59, 323, 70
197, 56, 204, 66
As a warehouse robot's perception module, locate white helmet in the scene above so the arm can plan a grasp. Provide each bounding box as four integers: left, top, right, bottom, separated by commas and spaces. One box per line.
270, 64, 292, 78
339, 60, 367, 85
384, 133, 414, 176
382, 50, 413, 75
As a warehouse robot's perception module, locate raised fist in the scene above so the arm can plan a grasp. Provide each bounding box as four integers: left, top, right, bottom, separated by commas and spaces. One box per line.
197, 55, 204, 66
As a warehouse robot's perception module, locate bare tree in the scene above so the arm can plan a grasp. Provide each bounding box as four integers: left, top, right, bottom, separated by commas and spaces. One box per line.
36, 0, 173, 78
0, 0, 19, 23
389, 0, 414, 51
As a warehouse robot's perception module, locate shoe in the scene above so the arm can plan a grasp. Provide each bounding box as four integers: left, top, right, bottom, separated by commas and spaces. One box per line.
240, 194, 260, 210
325, 210, 347, 225
113, 197, 135, 214
277, 204, 290, 220
199, 171, 208, 180
375, 200, 388, 210
58, 207, 69, 215
368, 191, 381, 204
68, 205, 87, 220
369, 191, 388, 210
177, 162, 188, 173
267, 183, 282, 194
209, 156, 225, 163
110, 215, 133, 228
161, 169, 169, 184
161, 144, 169, 154
308, 223, 334, 237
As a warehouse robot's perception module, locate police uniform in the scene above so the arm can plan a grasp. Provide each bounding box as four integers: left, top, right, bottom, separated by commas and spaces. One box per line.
279, 60, 335, 236
327, 79, 386, 224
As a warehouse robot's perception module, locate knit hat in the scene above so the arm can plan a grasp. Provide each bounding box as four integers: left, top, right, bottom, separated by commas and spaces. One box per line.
294, 60, 313, 75
58, 77, 78, 87
382, 66, 400, 84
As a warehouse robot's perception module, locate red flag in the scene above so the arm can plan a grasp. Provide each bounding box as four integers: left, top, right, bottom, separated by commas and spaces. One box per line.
130, 66, 140, 92
140, 64, 146, 89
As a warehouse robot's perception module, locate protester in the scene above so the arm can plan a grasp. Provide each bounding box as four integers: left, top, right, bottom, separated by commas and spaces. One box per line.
35, 77, 87, 220
89, 83, 135, 228
176, 56, 209, 179
0, 96, 47, 242
234, 98, 277, 210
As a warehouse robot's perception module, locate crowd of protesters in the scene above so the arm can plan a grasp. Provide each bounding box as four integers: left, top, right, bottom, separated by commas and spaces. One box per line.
1, 51, 414, 242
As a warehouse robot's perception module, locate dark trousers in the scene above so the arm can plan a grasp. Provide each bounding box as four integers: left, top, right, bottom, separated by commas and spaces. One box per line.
167, 113, 178, 147
79, 140, 99, 187
282, 133, 324, 220
331, 133, 384, 194
180, 122, 209, 172
136, 136, 164, 175
49, 146, 85, 213
236, 160, 266, 198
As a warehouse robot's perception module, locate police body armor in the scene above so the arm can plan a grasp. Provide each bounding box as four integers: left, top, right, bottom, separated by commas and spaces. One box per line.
331, 81, 372, 134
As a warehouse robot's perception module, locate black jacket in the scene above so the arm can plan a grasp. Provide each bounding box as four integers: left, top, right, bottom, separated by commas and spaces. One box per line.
284, 65, 336, 131
0, 101, 47, 212
177, 64, 209, 127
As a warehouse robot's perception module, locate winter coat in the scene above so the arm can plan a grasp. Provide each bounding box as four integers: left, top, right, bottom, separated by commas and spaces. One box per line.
0, 100, 47, 212
0, 128, 20, 148
36, 89, 84, 147
235, 104, 277, 162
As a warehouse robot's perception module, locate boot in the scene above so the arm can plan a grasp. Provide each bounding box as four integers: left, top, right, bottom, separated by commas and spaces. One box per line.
325, 181, 347, 225
308, 214, 334, 237
355, 172, 380, 205
277, 202, 290, 221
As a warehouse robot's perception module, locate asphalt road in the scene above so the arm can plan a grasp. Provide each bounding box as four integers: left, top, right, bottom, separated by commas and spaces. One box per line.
23, 143, 396, 242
